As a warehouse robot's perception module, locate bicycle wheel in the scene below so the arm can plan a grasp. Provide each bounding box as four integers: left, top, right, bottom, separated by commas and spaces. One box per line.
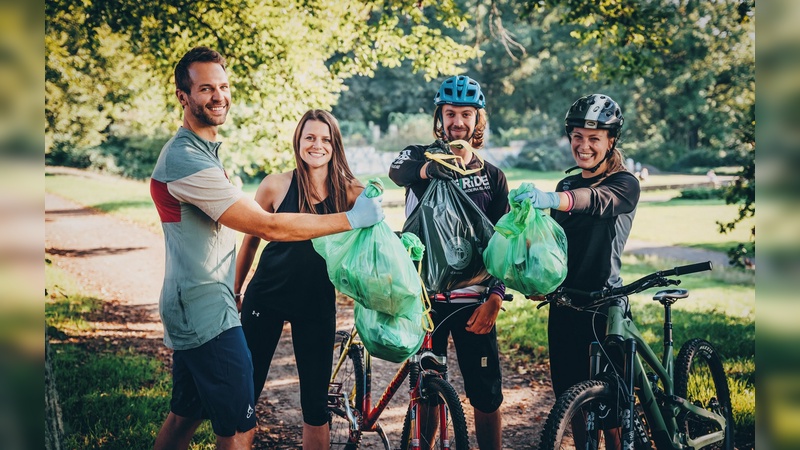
675, 338, 734, 450
538, 379, 635, 450
329, 332, 365, 450
399, 376, 469, 450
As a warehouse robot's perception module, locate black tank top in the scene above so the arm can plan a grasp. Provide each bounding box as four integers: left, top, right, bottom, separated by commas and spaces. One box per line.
243, 171, 336, 317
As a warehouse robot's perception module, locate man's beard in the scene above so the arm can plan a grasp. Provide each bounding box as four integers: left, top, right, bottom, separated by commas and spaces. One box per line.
446, 127, 471, 141
190, 100, 228, 126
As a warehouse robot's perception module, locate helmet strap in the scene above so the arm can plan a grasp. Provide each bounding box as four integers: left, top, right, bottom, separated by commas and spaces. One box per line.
586, 150, 611, 174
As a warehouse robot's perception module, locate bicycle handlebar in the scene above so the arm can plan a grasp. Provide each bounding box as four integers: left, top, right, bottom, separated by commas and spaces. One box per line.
542, 261, 713, 309
669, 261, 713, 276
429, 292, 514, 302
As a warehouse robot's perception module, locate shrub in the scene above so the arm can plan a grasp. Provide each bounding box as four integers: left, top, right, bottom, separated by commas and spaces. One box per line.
679, 187, 727, 200
374, 113, 432, 152
510, 136, 573, 171
671, 147, 746, 172
46, 134, 169, 180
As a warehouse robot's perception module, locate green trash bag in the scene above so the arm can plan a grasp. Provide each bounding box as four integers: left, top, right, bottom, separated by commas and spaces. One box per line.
312, 179, 422, 320
354, 302, 425, 363
402, 179, 495, 293
354, 232, 427, 363
483, 184, 568, 295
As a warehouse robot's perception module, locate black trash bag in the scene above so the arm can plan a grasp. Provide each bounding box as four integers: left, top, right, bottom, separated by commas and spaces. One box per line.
402, 179, 495, 293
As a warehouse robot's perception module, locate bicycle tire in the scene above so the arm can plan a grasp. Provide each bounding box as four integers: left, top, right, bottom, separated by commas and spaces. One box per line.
539, 379, 650, 450
399, 376, 469, 450
675, 338, 734, 450
329, 332, 365, 450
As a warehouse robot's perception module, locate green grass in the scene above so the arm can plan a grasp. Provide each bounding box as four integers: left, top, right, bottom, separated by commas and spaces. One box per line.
45, 171, 162, 234
46, 263, 216, 449
631, 198, 755, 250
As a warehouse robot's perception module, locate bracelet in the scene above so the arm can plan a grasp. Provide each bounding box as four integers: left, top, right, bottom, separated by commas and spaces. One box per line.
565, 191, 575, 212
234, 293, 243, 299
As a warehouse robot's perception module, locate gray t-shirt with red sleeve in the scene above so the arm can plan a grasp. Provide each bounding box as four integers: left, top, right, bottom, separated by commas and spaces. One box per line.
150, 127, 243, 350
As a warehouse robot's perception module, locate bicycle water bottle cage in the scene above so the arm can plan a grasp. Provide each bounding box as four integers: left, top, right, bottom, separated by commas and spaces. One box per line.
652, 288, 688, 305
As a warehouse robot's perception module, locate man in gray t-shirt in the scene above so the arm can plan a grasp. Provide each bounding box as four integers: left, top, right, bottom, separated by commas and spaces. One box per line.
150, 46, 384, 450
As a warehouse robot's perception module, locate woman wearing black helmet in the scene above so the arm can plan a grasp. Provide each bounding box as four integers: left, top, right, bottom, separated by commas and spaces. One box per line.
515, 94, 640, 400
389, 75, 509, 450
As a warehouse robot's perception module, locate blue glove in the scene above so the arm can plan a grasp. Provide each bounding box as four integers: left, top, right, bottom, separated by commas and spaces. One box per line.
514, 185, 560, 210
345, 190, 385, 229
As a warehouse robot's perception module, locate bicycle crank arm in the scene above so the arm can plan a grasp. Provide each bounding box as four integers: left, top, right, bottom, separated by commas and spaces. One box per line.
343, 401, 358, 433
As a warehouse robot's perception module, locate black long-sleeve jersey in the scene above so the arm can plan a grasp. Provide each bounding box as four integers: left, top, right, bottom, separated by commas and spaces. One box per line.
551, 170, 640, 301
388, 144, 509, 224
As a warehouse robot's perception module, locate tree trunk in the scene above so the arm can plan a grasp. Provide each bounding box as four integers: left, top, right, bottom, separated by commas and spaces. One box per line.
45, 335, 64, 450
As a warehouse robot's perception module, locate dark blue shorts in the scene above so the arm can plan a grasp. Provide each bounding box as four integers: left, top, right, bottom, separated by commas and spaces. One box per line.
170, 326, 257, 436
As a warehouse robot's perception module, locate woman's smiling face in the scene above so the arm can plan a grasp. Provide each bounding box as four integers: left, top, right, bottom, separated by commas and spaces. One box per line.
569, 127, 614, 174
299, 119, 333, 169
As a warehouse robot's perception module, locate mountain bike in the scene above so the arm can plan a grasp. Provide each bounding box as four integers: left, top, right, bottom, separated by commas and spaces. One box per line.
536, 261, 734, 450
327, 291, 512, 450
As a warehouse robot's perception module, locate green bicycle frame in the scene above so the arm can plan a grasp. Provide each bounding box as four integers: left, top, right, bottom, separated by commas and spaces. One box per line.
601, 298, 727, 449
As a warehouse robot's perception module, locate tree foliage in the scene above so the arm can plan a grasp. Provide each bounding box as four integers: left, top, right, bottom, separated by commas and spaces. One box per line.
520, 0, 755, 265
45, 0, 480, 176
332, 0, 756, 263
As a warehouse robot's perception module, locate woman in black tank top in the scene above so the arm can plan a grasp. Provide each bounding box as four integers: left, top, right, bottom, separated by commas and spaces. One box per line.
234, 110, 364, 449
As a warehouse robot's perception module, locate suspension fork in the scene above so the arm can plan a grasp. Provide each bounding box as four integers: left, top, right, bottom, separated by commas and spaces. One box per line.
622, 338, 637, 450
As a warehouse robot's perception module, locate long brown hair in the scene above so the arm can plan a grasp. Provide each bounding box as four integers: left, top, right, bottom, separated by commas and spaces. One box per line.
292, 109, 357, 214
432, 106, 487, 149
604, 144, 628, 176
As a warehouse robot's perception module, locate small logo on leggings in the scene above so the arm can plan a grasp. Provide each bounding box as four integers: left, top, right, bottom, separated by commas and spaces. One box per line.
247, 405, 254, 418
481, 357, 487, 367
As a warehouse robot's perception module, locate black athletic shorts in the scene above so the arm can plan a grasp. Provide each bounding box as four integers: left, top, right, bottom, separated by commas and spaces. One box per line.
170, 326, 257, 436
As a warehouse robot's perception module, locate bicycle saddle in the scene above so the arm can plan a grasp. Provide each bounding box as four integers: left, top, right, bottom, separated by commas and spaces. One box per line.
652, 288, 689, 302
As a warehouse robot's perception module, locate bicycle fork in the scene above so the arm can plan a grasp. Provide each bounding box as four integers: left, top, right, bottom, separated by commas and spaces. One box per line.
589, 338, 645, 450
408, 351, 453, 449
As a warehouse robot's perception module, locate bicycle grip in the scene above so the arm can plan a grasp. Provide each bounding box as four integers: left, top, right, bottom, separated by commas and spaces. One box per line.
559, 286, 596, 299
672, 261, 713, 276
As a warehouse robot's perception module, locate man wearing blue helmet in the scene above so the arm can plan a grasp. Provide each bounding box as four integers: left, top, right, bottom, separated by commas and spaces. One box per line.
389, 75, 509, 450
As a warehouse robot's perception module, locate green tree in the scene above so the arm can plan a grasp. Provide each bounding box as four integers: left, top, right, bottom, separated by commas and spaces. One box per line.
46, 0, 480, 176
523, 0, 755, 265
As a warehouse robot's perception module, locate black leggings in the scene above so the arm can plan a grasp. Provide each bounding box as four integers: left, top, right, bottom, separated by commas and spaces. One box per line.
430, 302, 503, 413
240, 305, 335, 426
548, 305, 609, 397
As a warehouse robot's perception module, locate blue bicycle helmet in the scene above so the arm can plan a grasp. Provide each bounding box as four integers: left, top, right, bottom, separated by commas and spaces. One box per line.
434, 75, 486, 109
564, 94, 624, 138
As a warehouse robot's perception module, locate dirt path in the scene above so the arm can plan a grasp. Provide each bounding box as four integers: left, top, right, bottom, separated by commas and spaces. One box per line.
45, 188, 729, 449
45, 192, 555, 449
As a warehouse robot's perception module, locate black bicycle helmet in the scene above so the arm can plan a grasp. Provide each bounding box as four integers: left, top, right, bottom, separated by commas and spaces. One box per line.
564, 94, 624, 138
434, 75, 486, 109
